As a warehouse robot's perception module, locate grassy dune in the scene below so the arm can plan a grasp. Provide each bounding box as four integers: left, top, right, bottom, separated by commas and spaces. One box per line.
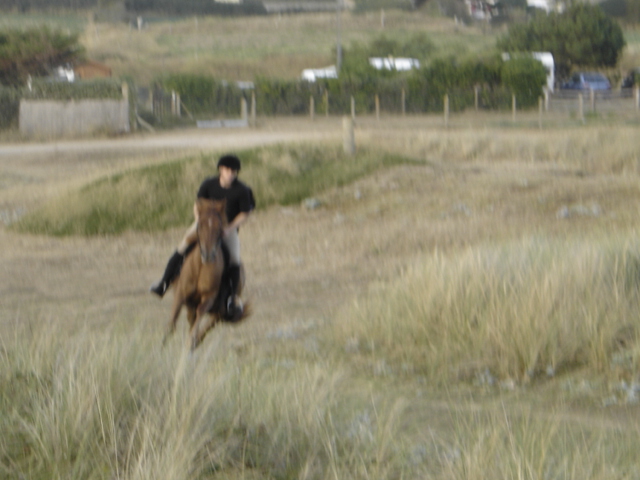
10, 144, 409, 236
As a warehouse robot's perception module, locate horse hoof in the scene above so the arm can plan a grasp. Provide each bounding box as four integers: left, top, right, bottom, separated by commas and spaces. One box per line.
225, 297, 243, 321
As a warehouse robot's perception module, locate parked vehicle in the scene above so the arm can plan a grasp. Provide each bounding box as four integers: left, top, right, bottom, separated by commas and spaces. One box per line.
561, 72, 611, 90
622, 68, 640, 89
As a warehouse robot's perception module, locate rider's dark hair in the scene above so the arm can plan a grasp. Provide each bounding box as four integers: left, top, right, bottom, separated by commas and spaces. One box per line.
217, 154, 241, 172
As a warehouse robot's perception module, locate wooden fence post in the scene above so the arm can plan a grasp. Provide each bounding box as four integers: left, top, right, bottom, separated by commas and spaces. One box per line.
251, 91, 256, 126
375, 94, 380, 120
474, 85, 479, 111
343, 116, 355, 155
578, 93, 584, 124
635, 86, 639, 111
590, 88, 595, 112
241, 97, 248, 122
512, 94, 516, 123
310, 96, 315, 120
401, 88, 406, 116
538, 96, 543, 129
444, 94, 449, 128
351, 96, 355, 120
325, 91, 329, 117
544, 89, 549, 112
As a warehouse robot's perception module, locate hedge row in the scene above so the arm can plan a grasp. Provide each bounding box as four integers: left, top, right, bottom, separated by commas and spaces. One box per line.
158, 57, 545, 117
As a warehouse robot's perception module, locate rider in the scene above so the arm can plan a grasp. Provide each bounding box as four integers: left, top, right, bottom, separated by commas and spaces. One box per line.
150, 154, 255, 315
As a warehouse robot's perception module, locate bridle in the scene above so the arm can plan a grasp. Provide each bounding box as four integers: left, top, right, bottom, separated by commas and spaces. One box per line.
197, 210, 224, 264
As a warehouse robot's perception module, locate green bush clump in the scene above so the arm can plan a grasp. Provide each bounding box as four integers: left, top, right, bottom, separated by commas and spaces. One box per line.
12, 144, 411, 236
500, 56, 547, 107
0, 85, 20, 128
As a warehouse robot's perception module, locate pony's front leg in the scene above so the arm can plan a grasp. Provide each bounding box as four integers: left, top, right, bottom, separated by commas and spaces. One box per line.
186, 307, 197, 329
190, 297, 216, 351
163, 297, 183, 346
194, 312, 219, 350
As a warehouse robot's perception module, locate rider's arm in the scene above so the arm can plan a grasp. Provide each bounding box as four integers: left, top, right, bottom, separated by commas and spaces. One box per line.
226, 211, 249, 233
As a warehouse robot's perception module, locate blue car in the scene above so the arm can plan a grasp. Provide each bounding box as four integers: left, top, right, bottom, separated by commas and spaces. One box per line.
562, 72, 611, 90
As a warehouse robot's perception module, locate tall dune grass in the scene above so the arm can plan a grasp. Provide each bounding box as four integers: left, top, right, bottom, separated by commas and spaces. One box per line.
434, 407, 640, 480
0, 320, 416, 479
3, 302, 640, 478
328, 235, 640, 384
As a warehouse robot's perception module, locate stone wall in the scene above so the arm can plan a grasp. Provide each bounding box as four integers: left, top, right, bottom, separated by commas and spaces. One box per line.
19, 99, 129, 138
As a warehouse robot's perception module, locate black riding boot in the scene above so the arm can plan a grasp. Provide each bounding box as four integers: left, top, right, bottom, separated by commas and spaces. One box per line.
149, 251, 184, 298
226, 264, 241, 316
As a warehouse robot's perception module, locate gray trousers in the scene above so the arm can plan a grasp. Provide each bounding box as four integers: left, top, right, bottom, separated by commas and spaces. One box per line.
178, 220, 241, 265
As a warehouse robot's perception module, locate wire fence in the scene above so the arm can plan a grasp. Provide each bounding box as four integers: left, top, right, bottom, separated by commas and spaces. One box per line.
146, 85, 640, 127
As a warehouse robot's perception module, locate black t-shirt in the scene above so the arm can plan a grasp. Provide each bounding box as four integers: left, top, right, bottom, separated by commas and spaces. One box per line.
196, 176, 255, 223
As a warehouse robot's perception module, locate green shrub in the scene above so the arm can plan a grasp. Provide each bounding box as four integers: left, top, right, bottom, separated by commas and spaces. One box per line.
0, 85, 20, 128
500, 56, 547, 107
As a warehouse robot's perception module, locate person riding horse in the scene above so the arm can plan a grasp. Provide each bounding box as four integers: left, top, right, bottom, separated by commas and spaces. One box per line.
150, 154, 255, 317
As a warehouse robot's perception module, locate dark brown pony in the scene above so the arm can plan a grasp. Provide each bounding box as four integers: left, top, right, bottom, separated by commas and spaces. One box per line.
163, 198, 248, 350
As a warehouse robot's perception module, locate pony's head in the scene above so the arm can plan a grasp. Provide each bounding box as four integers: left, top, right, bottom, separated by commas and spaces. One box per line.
196, 198, 226, 264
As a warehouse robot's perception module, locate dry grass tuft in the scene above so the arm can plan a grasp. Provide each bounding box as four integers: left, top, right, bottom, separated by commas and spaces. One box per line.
329, 235, 640, 384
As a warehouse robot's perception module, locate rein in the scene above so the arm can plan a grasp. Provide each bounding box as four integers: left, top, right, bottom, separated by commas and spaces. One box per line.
197, 209, 224, 264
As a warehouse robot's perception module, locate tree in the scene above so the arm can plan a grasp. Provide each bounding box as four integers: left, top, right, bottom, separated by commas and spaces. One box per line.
497, 3, 626, 79
0, 27, 85, 87
600, 0, 640, 23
